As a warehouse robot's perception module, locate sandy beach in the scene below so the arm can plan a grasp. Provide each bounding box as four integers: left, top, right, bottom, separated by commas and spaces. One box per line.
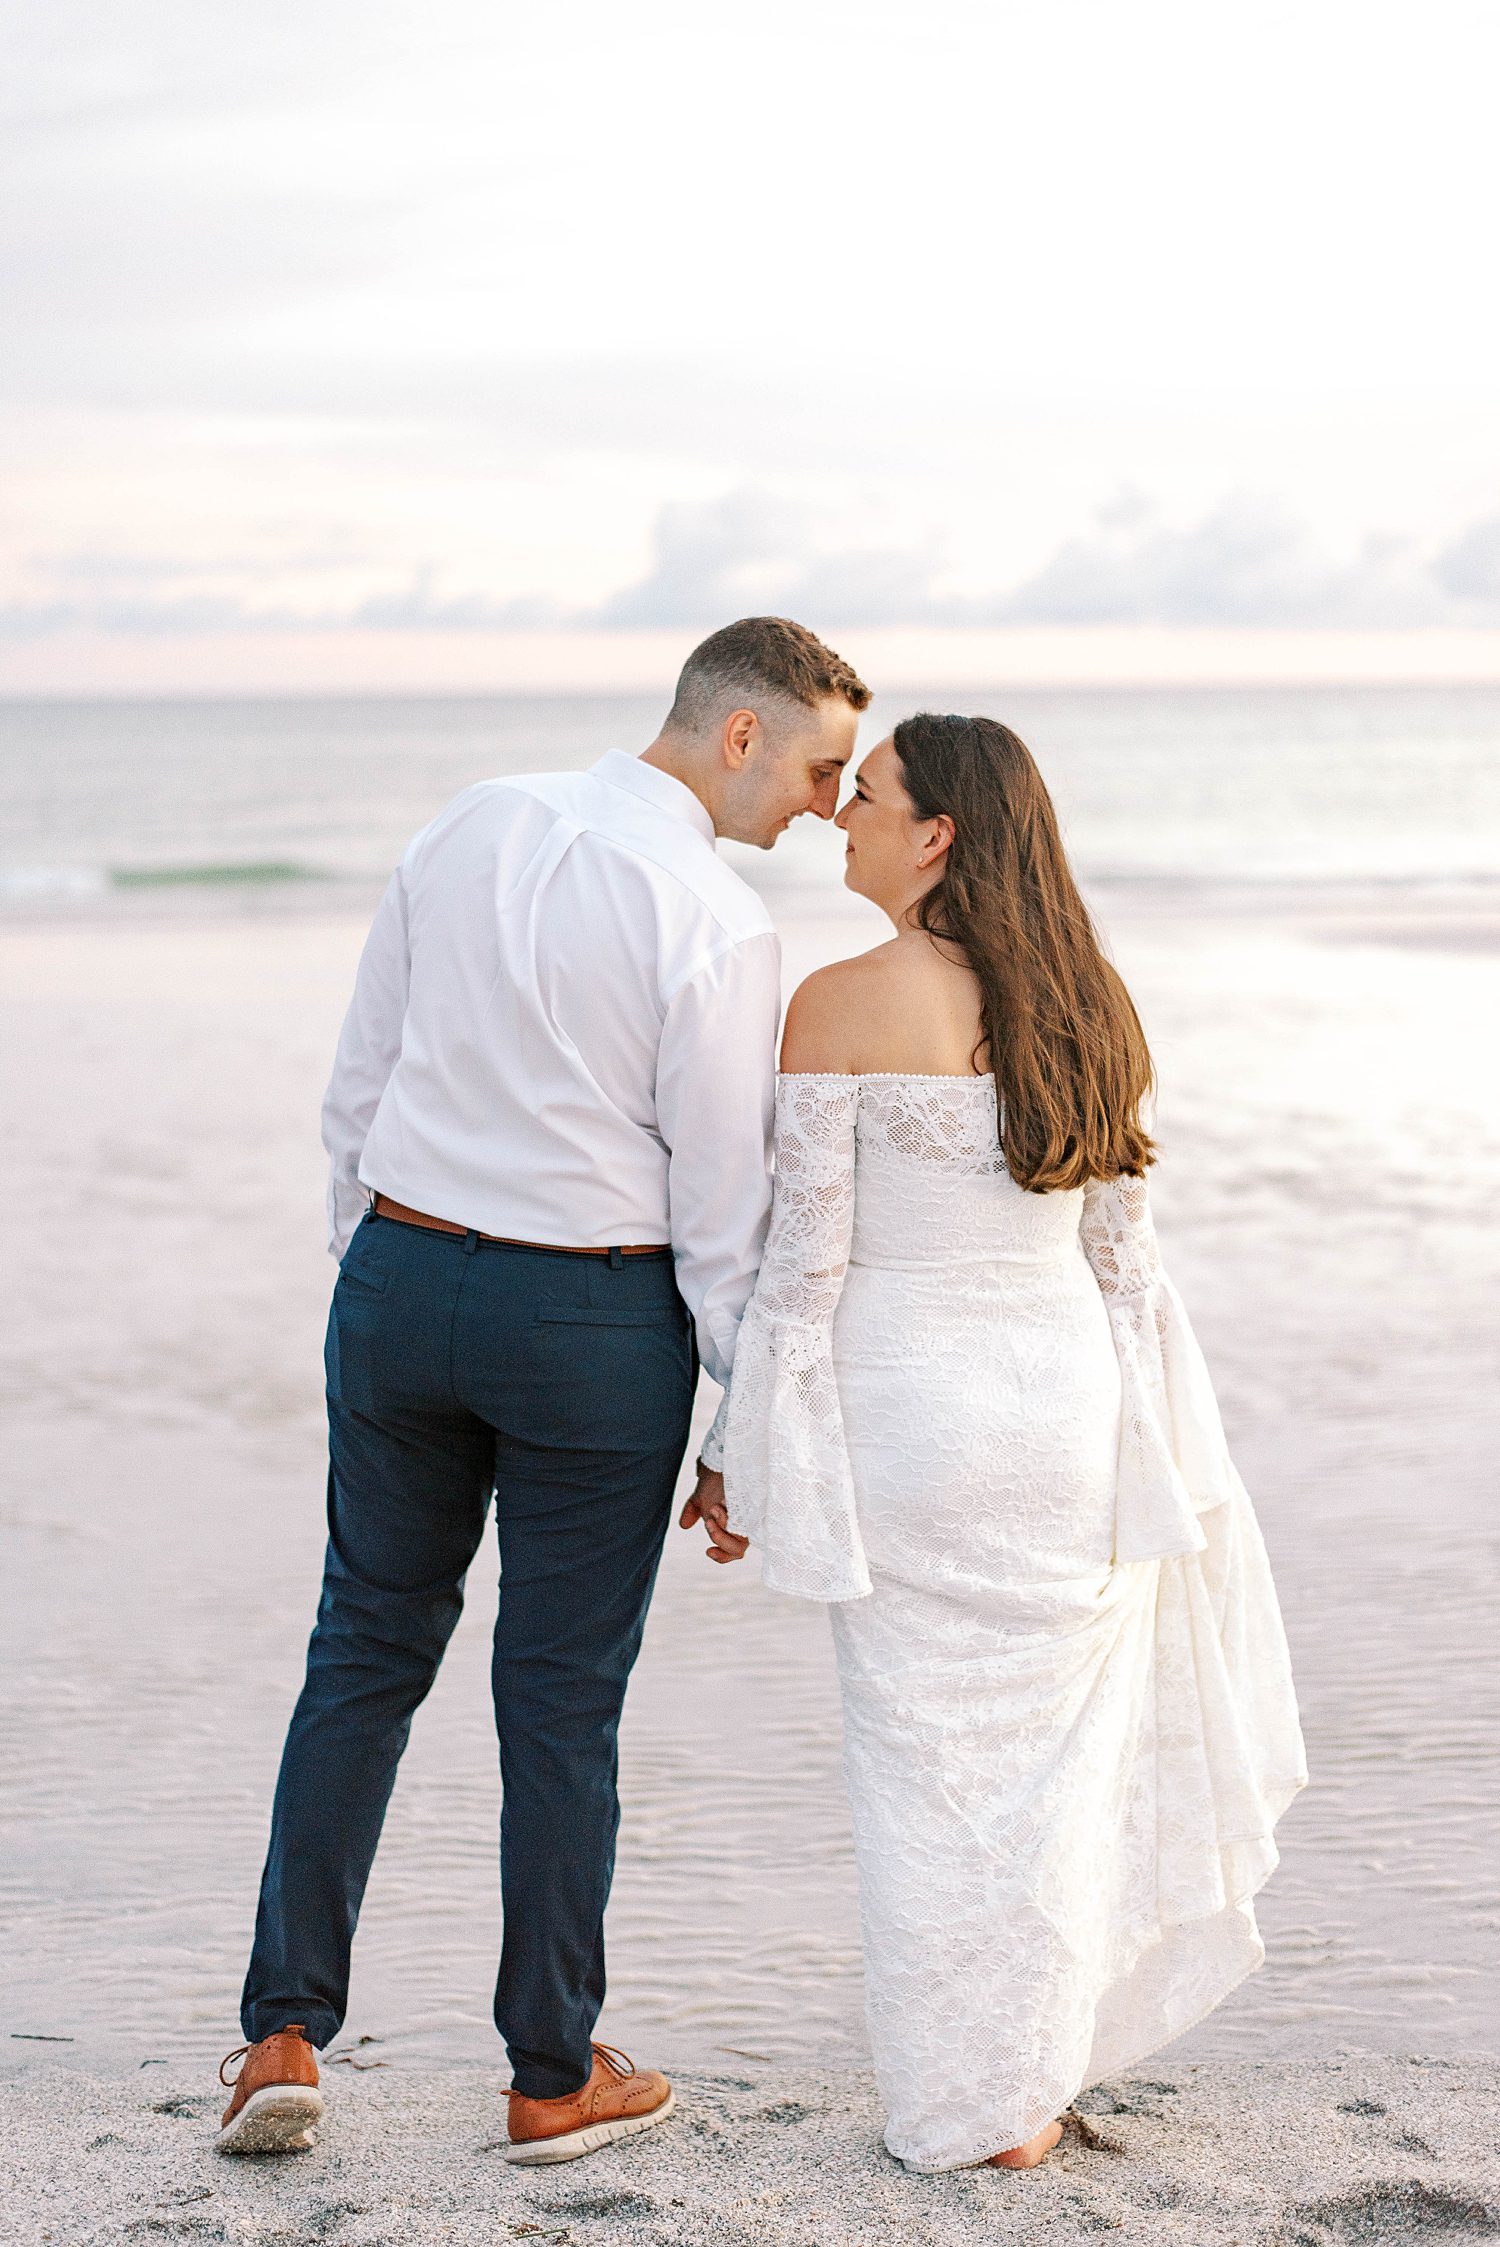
7, 2057, 1500, 2246
8, 0, 1500, 2202
3, 863, 1499, 2230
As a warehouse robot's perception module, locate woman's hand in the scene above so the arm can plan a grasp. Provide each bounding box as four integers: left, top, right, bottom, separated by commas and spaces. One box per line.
679, 1463, 750, 1564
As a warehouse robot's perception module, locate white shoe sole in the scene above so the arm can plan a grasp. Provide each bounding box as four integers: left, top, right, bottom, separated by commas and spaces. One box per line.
504, 2087, 675, 2165
217, 2083, 325, 2154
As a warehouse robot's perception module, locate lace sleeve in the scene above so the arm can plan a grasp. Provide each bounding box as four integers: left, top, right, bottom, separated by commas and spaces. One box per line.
1080, 1172, 1240, 1564
717, 1074, 870, 1602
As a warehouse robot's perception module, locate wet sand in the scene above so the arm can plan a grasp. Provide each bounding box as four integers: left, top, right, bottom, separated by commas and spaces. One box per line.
2, 899, 1499, 2092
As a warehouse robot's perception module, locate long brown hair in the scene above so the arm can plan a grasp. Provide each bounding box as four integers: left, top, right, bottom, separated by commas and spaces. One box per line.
894, 713, 1155, 1192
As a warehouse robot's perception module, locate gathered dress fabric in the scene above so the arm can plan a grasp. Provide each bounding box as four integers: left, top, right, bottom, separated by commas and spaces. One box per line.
708, 1073, 1306, 2172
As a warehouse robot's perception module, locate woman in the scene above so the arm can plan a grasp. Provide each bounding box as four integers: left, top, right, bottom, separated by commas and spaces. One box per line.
690, 714, 1305, 2173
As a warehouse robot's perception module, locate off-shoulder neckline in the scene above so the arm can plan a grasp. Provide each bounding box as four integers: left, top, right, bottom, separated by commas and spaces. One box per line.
777, 1070, 994, 1085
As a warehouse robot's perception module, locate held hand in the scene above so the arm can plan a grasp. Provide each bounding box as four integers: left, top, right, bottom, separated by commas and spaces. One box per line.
678, 1463, 750, 1566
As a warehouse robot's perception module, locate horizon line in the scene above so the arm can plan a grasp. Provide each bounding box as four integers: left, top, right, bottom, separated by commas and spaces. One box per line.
4, 623, 1500, 700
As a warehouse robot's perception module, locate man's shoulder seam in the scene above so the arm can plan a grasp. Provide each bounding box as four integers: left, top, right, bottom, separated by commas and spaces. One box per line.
577, 822, 774, 943
407, 769, 773, 943
661, 927, 781, 1007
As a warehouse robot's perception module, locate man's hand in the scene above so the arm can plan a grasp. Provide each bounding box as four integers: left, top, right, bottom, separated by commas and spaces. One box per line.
678, 1463, 749, 1565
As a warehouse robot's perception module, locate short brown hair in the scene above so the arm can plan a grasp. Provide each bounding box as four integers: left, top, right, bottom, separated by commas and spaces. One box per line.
666, 616, 871, 734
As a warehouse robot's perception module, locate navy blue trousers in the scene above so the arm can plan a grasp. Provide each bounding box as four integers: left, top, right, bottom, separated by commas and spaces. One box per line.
240, 1210, 695, 2098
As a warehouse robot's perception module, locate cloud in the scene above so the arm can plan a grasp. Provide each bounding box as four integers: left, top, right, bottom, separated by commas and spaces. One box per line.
0, 494, 975, 636
8, 490, 1500, 640
0, 565, 273, 638
348, 569, 562, 632
0, 0, 401, 381
588, 489, 977, 630
1433, 515, 1500, 606
589, 489, 1500, 633
588, 491, 803, 629
0, 553, 559, 639
995, 496, 1460, 629
1, 0, 371, 133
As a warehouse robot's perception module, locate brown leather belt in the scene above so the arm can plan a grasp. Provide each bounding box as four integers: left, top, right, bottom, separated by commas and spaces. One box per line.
371, 1193, 670, 1258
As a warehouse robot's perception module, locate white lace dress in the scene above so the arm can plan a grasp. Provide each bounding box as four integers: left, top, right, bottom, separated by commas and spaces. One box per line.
701, 1073, 1306, 2173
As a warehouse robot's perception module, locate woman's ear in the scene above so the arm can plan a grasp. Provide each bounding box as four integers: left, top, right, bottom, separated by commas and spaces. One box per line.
917, 813, 956, 869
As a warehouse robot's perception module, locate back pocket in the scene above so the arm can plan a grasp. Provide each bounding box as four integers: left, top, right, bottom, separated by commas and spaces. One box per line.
338, 1260, 389, 1297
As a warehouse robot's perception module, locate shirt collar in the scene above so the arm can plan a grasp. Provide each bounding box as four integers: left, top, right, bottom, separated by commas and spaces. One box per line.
593, 749, 717, 846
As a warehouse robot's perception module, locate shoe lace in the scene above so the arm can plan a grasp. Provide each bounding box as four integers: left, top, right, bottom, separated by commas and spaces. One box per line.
218, 2024, 308, 2087
591, 2041, 636, 2081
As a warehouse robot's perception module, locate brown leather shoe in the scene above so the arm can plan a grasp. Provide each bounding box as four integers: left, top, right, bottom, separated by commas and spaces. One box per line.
505, 2042, 674, 2165
217, 2024, 324, 2154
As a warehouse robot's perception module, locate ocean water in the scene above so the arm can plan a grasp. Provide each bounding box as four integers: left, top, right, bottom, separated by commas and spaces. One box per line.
1, 686, 1498, 2081
3, 684, 1500, 914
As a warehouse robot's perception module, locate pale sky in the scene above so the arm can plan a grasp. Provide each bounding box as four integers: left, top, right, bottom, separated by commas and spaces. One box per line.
4, 0, 1500, 690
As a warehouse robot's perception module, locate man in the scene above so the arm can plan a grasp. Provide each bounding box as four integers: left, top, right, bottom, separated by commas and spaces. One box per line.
217, 617, 868, 2164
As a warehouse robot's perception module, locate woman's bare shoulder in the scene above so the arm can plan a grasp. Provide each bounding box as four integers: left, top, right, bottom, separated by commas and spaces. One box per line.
779, 947, 896, 1073
780, 939, 984, 1076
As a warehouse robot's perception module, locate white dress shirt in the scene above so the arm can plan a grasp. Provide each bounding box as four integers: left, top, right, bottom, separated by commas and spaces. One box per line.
322, 749, 781, 1389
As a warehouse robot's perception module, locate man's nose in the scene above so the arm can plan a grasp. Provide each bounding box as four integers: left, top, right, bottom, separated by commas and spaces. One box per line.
812, 777, 840, 820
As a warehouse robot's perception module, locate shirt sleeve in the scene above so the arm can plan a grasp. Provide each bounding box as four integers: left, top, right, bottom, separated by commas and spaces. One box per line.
320, 868, 412, 1258
654, 928, 781, 1389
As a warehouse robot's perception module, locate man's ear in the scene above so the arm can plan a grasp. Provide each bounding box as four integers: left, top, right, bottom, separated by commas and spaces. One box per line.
722, 708, 757, 770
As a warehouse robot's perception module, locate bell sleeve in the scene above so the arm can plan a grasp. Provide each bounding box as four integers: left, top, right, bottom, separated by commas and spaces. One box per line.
1080, 1171, 1242, 1565
708, 1073, 870, 1602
